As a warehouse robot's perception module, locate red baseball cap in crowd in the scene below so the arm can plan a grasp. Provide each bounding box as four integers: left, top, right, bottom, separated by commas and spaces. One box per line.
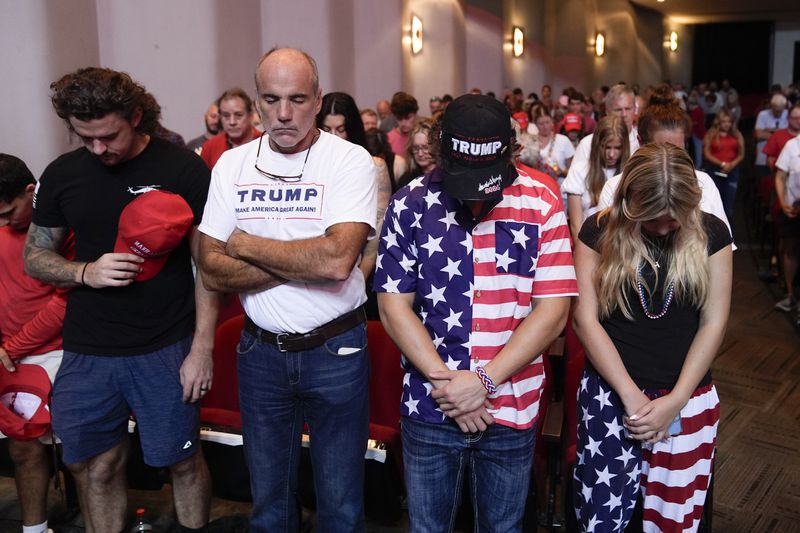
0, 364, 52, 441
563, 113, 583, 133
114, 190, 194, 281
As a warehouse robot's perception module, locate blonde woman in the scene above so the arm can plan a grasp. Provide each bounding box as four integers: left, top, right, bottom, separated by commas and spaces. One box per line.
562, 115, 630, 240
703, 109, 744, 222
396, 119, 436, 189
572, 143, 732, 532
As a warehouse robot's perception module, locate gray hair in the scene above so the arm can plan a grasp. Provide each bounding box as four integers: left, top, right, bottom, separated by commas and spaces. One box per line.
254, 47, 319, 93
604, 84, 635, 114
770, 93, 787, 109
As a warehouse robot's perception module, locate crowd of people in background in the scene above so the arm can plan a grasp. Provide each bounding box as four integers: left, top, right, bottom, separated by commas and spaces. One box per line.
0, 44, 798, 533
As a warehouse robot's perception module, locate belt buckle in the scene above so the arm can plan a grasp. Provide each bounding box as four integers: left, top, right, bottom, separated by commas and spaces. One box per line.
275, 333, 290, 352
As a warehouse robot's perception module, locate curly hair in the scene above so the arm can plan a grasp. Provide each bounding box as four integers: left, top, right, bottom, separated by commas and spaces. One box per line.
50, 67, 161, 134
0, 154, 35, 204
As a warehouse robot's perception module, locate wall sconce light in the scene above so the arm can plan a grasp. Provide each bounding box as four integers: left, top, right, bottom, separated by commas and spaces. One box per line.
512, 27, 524, 57
411, 15, 423, 55
669, 31, 678, 52
595, 32, 605, 57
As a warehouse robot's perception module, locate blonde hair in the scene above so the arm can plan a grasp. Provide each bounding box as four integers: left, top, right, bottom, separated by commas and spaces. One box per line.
707, 108, 739, 147
587, 115, 629, 207
404, 119, 434, 175
595, 143, 709, 319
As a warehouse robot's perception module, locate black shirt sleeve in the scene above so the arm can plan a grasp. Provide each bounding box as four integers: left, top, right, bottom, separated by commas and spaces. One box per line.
702, 212, 733, 255
174, 151, 211, 225
32, 156, 71, 228
578, 212, 604, 251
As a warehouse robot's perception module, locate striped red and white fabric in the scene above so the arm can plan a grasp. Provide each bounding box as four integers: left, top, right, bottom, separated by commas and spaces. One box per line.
574, 368, 719, 533
639, 383, 719, 532
472, 168, 578, 429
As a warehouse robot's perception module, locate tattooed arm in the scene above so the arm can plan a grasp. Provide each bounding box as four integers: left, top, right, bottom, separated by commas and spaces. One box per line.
24, 223, 143, 288
360, 157, 391, 281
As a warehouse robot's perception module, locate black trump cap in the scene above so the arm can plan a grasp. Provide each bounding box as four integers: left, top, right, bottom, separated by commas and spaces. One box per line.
440, 94, 516, 200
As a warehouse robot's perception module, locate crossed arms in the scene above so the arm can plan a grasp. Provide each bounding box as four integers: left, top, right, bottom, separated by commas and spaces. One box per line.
197, 222, 371, 292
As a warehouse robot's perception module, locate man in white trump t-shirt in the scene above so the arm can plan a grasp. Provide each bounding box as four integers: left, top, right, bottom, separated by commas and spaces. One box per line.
197, 47, 377, 532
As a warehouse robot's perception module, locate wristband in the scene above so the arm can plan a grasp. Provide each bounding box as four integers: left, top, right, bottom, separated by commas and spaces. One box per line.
475, 365, 497, 395
80, 262, 89, 286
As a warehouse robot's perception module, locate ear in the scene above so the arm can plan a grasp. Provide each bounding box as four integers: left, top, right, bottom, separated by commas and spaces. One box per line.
25, 183, 36, 194
314, 87, 323, 115
130, 107, 144, 129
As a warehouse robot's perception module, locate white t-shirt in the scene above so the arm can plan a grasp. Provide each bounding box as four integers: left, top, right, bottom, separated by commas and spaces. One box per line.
775, 136, 800, 207
539, 134, 575, 172
567, 127, 639, 191
199, 131, 377, 333
598, 169, 734, 246
755, 109, 788, 166
562, 167, 617, 222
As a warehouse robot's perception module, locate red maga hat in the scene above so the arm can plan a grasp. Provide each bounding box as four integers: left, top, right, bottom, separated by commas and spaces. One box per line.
0, 364, 52, 441
114, 190, 194, 281
563, 113, 583, 132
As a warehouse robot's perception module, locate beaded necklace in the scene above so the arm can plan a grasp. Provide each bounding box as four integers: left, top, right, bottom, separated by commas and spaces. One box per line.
636, 261, 674, 319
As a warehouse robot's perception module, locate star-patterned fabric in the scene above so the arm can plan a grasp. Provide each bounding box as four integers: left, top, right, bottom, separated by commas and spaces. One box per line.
373, 167, 577, 429
573, 367, 719, 532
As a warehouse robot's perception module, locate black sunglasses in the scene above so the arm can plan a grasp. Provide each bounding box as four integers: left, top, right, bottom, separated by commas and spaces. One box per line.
253, 132, 318, 183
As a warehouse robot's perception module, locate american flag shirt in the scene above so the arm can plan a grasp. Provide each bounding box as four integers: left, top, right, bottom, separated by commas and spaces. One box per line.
373, 167, 578, 429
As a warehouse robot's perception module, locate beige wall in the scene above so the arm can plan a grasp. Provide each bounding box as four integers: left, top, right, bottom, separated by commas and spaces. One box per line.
664, 22, 694, 87
2, 0, 698, 177
0, 0, 100, 176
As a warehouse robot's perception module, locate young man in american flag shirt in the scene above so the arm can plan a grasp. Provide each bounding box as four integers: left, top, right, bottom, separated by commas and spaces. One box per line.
375, 94, 577, 531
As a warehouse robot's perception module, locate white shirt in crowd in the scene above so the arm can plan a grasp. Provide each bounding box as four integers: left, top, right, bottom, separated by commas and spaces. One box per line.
199, 131, 377, 333
776, 135, 800, 207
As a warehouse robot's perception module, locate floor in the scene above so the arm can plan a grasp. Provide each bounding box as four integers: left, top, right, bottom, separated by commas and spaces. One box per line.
0, 199, 798, 532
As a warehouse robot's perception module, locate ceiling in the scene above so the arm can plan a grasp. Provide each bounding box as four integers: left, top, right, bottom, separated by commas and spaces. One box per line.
628, 0, 800, 23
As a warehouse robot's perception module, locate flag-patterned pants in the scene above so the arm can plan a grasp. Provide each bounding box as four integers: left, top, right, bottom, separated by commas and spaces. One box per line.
573, 367, 719, 532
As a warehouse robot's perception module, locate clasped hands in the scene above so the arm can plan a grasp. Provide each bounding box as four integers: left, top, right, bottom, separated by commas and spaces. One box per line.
429, 369, 495, 434
622, 391, 684, 444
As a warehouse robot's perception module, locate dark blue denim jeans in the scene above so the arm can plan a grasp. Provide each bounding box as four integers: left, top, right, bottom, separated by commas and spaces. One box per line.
710, 164, 740, 224
402, 417, 536, 533
237, 322, 370, 533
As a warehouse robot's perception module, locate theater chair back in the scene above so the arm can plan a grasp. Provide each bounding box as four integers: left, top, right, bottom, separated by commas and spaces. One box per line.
203, 314, 245, 413
200, 314, 251, 501
367, 320, 403, 436
365, 319, 405, 522
561, 318, 586, 475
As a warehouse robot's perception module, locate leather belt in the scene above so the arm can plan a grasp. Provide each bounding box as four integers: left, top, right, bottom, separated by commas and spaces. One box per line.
243, 307, 366, 353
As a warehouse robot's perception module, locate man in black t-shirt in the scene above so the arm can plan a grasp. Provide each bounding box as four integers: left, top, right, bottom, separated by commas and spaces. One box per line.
23, 67, 217, 533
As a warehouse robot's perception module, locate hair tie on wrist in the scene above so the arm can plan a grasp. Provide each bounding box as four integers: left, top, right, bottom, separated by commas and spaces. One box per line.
475, 365, 497, 395
80, 262, 89, 286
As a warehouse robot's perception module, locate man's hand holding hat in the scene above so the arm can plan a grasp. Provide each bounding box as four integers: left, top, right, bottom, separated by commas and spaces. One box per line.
83, 190, 193, 288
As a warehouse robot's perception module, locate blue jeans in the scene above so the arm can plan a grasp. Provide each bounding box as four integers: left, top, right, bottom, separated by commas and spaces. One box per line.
237, 323, 370, 533
402, 417, 536, 533
691, 136, 704, 169
711, 165, 740, 224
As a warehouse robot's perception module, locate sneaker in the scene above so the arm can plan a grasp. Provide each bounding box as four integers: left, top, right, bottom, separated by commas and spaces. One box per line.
775, 295, 796, 312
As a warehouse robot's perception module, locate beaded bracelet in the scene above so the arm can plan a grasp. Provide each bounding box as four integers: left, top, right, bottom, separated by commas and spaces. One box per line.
475, 365, 497, 395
